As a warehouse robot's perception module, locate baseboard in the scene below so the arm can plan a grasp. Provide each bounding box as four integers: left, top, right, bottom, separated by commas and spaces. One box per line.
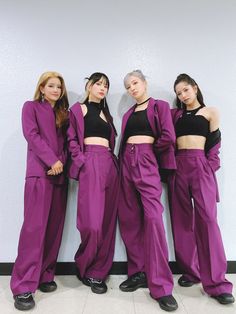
1, 261, 236, 276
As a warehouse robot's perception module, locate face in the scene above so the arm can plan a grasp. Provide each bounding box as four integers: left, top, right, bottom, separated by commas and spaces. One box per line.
88, 77, 109, 102
175, 81, 198, 106
40, 77, 62, 105
125, 75, 147, 101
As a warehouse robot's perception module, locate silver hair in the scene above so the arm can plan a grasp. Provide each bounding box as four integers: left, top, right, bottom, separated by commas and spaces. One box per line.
123, 70, 146, 88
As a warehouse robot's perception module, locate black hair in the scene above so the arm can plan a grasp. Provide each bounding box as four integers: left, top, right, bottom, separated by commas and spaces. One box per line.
84, 72, 117, 135
173, 73, 205, 109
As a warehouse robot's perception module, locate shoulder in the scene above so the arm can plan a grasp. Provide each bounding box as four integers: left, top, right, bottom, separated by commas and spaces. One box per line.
201, 106, 219, 120
70, 102, 83, 114
22, 100, 40, 114
155, 99, 170, 107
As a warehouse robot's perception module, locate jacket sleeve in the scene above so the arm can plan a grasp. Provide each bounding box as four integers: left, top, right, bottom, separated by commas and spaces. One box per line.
67, 110, 86, 171
205, 129, 221, 172
22, 101, 58, 167
154, 102, 177, 170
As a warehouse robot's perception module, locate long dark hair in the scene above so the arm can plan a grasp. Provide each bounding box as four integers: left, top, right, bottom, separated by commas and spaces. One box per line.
173, 73, 205, 109
84, 72, 117, 135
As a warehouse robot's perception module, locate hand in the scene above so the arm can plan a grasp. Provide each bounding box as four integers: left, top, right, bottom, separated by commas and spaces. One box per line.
49, 160, 63, 175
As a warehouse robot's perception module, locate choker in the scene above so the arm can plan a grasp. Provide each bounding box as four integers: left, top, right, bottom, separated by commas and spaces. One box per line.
136, 97, 151, 106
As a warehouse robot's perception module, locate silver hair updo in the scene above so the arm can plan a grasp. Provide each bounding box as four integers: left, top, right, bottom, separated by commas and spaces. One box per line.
123, 70, 146, 88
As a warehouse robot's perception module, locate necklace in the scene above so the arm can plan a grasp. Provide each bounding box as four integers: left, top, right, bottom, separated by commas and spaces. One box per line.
136, 97, 151, 106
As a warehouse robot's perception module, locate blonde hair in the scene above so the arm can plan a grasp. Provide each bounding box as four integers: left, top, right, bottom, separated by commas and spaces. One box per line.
34, 71, 69, 128
123, 69, 146, 89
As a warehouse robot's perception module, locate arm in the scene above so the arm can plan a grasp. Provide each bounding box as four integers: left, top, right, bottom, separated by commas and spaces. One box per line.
22, 101, 59, 167
154, 101, 176, 170
205, 107, 221, 171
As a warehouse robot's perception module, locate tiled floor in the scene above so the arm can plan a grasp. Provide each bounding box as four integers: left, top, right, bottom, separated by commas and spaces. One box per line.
0, 275, 236, 314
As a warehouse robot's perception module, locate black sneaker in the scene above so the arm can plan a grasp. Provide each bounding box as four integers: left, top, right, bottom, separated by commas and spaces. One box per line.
82, 277, 107, 294
156, 295, 178, 312
14, 292, 35, 311
38, 281, 57, 293
119, 272, 147, 292
211, 293, 235, 305
178, 275, 198, 287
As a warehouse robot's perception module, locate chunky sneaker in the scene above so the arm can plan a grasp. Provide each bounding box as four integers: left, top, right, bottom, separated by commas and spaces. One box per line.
14, 292, 35, 311
156, 295, 178, 312
82, 277, 107, 294
38, 281, 57, 293
211, 293, 235, 305
178, 275, 198, 287
119, 271, 147, 292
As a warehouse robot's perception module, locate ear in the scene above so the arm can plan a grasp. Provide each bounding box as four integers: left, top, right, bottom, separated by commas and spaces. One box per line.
193, 85, 198, 94
40, 86, 44, 94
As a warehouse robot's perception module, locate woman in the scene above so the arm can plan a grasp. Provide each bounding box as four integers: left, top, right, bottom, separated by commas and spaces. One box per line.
168, 73, 234, 304
11, 71, 69, 311
67, 72, 118, 294
118, 70, 178, 312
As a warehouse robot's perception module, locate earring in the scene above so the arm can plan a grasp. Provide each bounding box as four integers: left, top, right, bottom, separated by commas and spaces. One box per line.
41, 93, 44, 102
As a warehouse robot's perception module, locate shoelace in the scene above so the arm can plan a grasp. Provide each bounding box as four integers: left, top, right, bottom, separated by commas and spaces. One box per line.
17, 293, 32, 299
89, 278, 103, 284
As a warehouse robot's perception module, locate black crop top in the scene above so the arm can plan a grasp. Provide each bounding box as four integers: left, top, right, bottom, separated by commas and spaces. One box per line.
125, 109, 154, 139
84, 101, 111, 140
175, 106, 209, 138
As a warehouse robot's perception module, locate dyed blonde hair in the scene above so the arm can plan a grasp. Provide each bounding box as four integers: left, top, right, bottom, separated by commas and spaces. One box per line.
34, 71, 69, 128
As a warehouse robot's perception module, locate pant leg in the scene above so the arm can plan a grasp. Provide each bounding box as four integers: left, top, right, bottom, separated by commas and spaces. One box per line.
131, 145, 173, 298
75, 146, 118, 280
39, 183, 68, 283
85, 155, 119, 279
191, 155, 233, 295
168, 156, 200, 282
10, 178, 53, 295
118, 154, 145, 276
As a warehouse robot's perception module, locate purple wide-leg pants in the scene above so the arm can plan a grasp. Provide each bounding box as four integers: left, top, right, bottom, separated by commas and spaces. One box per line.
75, 145, 118, 280
11, 177, 68, 295
118, 143, 173, 299
169, 149, 232, 295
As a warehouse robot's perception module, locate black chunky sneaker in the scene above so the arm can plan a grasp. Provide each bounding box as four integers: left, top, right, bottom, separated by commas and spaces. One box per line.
14, 292, 35, 311
178, 275, 198, 287
38, 281, 57, 293
156, 295, 178, 312
119, 271, 147, 292
211, 293, 235, 305
82, 277, 107, 294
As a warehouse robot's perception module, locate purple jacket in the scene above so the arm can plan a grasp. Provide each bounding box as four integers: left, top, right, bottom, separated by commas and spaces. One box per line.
22, 100, 68, 184
120, 98, 177, 171
67, 102, 117, 180
171, 108, 220, 201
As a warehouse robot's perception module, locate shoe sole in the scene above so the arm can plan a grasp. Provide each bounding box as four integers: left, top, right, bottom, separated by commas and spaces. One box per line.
91, 286, 107, 294
119, 283, 148, 292
14, 301, 35, 311
38, 286, 57, 293
211, 296, 235, 305
158, 303, 178, 312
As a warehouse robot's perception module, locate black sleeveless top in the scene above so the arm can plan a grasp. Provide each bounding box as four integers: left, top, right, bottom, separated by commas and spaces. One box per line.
125, 109, 154, 139
84, 101, 111, 140
175, 106, 209, 138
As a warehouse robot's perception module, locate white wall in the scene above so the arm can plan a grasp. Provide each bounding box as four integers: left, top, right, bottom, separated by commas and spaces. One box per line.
0, 0, 236, 263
